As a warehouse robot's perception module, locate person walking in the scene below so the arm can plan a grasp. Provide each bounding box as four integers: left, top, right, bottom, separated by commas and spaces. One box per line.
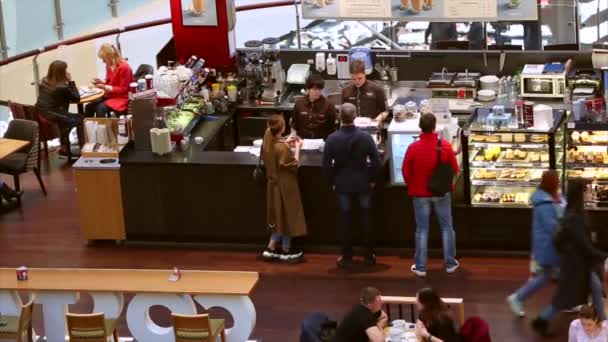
323, 103, 382, 268
532, 180, 608, 336
261, 115, 307, 261
507, 170, 564, 317
402, 113, 460, 277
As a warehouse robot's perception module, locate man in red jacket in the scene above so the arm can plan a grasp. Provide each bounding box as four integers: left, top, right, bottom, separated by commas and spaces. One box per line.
402, 113, 460, 277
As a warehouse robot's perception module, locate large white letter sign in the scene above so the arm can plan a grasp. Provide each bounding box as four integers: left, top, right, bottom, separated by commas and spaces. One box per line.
194, 295, 256, 342
35, 291, 79, 342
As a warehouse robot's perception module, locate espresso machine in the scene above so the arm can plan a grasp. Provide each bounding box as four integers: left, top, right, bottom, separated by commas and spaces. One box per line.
568, 68, 601, 101
260, 37, 286, 103
240, 40, 264, 103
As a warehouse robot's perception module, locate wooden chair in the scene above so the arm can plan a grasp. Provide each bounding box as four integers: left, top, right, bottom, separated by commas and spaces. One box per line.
0, 297, 34, 342
66, 312, 118, 342
381, 295, 465, 327
171, 313, 226, 342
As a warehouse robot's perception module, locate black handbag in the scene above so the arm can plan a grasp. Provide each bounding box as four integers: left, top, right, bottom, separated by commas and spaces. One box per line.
253, 142, 266, 187
428, 139, 455, 196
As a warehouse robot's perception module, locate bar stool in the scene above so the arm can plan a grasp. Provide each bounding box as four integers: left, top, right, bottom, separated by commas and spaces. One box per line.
0, 297, 34, 342
66, 312, 118, 342
171, 313, 227, 342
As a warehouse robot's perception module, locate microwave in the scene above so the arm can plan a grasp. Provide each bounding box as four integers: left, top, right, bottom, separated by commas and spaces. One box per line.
520, 72, 566, 98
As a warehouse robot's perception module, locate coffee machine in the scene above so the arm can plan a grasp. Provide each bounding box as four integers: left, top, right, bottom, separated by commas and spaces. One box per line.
568, 69, 601, 101
260, 37, 286, 103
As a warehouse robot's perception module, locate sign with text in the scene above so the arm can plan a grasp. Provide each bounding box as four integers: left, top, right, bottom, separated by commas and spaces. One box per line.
302, 0, 537, 21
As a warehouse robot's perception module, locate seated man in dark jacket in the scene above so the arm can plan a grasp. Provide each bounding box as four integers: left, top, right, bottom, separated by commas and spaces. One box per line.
322, 103, 381, 268
35, 60, 83, 153
333, 287, 387, 342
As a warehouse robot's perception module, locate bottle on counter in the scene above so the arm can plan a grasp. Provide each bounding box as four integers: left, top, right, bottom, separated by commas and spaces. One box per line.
326, 54, 336, 76
200, 86, 210, 101
118, 115, 129, 145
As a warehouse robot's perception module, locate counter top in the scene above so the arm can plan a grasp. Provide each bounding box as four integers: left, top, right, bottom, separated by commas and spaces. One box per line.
0, 268, 258, 295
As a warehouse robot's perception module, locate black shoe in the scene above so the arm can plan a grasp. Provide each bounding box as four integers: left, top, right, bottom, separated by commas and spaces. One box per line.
531, 317, 550, 337
262, 247, 280, 260
280, 248, 303, 261
364, 253, 377, 266
337, 256, 353, 269
0, 183, 22, 200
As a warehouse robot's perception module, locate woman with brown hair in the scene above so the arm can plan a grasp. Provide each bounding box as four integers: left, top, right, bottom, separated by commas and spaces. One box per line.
261, 115, 307, 261
35, 60, 84, 152
507, 170, 564, 317
85, 43, 134, 118
415, 288, 459, 342
568, 304, 608, 341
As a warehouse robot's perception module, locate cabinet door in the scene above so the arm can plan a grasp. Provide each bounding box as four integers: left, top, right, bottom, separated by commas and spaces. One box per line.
75, 169, 126, 240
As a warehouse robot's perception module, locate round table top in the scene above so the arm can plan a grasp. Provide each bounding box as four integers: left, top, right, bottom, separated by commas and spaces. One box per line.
79, 89, 105, 104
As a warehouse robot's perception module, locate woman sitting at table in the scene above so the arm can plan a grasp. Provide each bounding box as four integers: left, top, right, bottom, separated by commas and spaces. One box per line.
415, 288, 460, 342
35, 60, 84, 153
85, 43, 134, 118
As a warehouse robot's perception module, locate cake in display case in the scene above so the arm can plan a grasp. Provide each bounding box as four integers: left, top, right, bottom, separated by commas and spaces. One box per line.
566, 120, 608, 209
463, 108, 566, 207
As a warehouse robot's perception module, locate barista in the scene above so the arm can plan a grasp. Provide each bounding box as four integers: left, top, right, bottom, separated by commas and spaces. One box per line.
341, 60, 388, 125
291, 74, 337, 140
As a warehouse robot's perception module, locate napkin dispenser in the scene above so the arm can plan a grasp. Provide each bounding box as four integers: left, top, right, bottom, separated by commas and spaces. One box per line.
150, 128, 172, 155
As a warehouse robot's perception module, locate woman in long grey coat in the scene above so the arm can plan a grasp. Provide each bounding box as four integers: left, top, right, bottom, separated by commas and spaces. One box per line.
532, 180, 608, 336
261, 115, 307, 262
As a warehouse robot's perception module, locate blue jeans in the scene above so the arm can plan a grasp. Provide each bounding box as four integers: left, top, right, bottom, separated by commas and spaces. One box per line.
270, 232, 291, 251
540, 272, 606, 321
591, 272, 606, 320
336, 192, 372, 259
514, 266, 555, 302
84, 98, 113, 118
412, 194, 457, 272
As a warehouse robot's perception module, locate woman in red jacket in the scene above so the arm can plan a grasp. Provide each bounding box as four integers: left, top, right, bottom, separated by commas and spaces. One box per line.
85, 43, 134, 117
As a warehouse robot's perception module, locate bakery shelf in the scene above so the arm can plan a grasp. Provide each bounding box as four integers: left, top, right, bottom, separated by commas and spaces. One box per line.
471, 202, 531, 209
470, 161, 550, 168
566, 163, 608, 168
469, 142, 548, 149
471, 180, 540, 187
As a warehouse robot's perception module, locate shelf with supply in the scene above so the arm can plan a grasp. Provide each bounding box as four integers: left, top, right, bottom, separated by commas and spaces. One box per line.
462, 108, 567, 208
565, 119, 608, 210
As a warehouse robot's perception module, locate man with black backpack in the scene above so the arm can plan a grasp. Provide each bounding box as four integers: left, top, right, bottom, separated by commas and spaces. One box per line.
402, 113, 460, 277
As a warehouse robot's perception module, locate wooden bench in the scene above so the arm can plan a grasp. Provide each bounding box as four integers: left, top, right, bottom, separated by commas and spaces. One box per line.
381, 296, 465, 327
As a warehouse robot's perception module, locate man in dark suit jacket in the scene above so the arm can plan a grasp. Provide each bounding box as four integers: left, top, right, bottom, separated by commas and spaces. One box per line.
322, 103, 382, 268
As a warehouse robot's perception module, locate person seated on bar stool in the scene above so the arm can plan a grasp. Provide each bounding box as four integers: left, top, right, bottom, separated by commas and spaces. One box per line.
0, 180, 22, 212
85, 43, 134, 118
35, 60, 84, 156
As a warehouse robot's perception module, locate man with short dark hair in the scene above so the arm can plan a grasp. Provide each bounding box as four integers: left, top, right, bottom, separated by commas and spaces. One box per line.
341, 60, 388, 125
402, 113, 460, 277
323, 103, 382, 268
332, 286, 387, 342
292, 74, 337, 139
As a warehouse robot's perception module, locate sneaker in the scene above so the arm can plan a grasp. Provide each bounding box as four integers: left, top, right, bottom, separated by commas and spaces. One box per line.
262, 247, 280, 260
337, 256, 353, 269
410, 265, 427, 277
507, 294, 525, 317
364, 253, 377, 266
279, 249, 304, 261
446, 260, 460, 274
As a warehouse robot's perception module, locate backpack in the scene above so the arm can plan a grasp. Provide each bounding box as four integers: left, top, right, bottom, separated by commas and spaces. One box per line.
428, 139, 455, 196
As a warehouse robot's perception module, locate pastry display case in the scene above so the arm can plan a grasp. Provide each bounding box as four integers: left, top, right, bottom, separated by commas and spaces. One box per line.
463, 108, 567, 208
565, 120, 608, 210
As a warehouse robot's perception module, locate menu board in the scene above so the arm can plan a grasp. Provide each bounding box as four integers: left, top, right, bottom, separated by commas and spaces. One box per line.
390, 133, 418, 185
302, 0, 537, 21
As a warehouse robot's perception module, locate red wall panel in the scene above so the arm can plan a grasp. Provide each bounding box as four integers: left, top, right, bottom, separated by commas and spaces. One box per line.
169, 0, 235, 68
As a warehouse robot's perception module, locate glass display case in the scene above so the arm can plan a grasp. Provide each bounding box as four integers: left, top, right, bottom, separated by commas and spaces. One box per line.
463, 108, 567, 207
565, 120, 608, 210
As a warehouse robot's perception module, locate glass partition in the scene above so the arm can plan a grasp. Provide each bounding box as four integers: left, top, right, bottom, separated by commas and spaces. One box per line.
62, 0, 113, 40
3, 0, 57, 56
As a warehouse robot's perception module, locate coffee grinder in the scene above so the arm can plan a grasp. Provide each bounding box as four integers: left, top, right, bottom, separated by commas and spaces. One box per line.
260, 37, 286, 103
241, 40, 264, 103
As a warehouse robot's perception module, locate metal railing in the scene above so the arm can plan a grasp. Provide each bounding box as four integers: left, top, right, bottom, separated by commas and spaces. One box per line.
0, 0, 298, 104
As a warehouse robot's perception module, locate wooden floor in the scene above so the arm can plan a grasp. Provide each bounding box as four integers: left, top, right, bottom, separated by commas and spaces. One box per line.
0, 154, 574, 341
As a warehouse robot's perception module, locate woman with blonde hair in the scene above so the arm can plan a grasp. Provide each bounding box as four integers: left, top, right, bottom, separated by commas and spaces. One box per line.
261, 115, 307, 261
85, 43, 134, 117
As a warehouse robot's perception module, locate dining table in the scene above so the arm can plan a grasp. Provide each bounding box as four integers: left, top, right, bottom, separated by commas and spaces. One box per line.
76, 89, 105, 115
0, 138, 30, 160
